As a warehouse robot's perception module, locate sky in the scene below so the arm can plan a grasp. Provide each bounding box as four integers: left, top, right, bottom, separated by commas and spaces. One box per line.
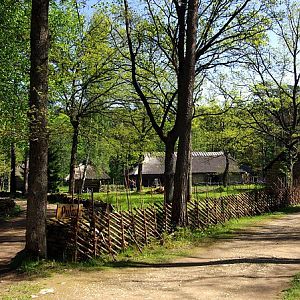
79, 0, 100, 19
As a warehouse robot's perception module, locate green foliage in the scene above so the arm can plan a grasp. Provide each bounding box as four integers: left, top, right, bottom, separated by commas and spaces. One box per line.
192, 103, 269, 172
48, 2, 122, 182
48, 147, 61, 193
48, 112, 73, 179
0, 151, 10, 176
0, 204, 21, 221
283, 273, 300, 300
0, 0, 30, 175
234, 1, 300, 179
105, 106, 162, 180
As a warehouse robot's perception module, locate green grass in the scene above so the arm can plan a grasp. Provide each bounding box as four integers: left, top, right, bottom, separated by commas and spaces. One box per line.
283, 273, 300, 299
1, 206, 296, 300
1, 283, 43, 300
58, 184, 263, 211
193, 184, 263, 199
14, 206, 287, 277
1, 205, 297, 300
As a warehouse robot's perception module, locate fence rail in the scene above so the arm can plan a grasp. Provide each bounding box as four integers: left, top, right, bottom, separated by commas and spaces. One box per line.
47, 189, 298, 261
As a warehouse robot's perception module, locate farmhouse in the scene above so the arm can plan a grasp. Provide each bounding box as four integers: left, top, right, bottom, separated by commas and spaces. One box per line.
65, 164, 110, 193
129, 152, 245, 187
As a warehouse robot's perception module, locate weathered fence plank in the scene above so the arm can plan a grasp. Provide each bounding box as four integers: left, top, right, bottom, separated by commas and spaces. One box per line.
47, 189, 300, 261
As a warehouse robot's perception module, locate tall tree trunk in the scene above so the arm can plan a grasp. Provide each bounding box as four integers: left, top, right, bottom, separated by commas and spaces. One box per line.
136, 153, 144, 192
26, 0, 49, 259
222, 151, 230, 187
123, 0, 179, 202
81, 154, 89, 193
172, 0, 198, 227
23, 151, 29, 195
285, 145, 298, 204
172, 125, 192, 226
164, 137, 176, 204
10, 142, 16, 195
68, 119, 79, 195
187, 136, 192, 202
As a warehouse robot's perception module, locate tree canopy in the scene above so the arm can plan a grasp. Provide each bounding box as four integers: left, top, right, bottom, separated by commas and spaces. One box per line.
1, 0, 300, 236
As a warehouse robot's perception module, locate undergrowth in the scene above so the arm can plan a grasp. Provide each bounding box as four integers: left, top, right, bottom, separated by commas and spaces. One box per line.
0, 205, 21, 221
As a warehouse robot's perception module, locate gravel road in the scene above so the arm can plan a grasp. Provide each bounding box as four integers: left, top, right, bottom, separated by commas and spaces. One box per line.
1, 204, 300, 299
39, 213, 300, 300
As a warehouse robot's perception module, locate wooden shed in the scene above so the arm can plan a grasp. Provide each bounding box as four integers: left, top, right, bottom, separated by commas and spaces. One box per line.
66, 164, 110, 193
129, 152, 245, 187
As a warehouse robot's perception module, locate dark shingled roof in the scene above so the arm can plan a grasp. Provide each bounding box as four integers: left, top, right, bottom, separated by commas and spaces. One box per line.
65, 164, 110, 180
129, 152, 243, 175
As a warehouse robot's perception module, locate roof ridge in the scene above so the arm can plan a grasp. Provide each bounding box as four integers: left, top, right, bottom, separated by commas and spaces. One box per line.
145, 151, 224, 157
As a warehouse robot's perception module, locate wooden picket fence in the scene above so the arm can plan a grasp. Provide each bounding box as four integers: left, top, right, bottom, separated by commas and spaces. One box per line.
47, 189, 296, 261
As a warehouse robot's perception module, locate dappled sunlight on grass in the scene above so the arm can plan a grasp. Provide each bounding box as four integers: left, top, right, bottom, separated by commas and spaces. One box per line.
58, 184, 263, 211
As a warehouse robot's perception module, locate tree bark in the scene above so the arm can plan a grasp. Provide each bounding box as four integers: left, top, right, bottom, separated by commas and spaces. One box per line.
164, 137, 176, 203
172, 0, 198, 227
222, 151, 230, 187
187, 136, 193, 202
10, 142, 16, 195
26, 0, 49, 259
172, 125, 192, 226
80, 154, 89, 193
68, 119, 79, 195
136, 153, 144, 192
23, 151, 29, 195
284, 145, 298, 204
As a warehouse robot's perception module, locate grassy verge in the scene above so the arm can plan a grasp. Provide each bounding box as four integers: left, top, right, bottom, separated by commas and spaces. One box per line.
283, 273, 300, 300
1, 206, 298, 300
57, 184, 263, 210
1, 283, 43, 300
15, 207, 292, 277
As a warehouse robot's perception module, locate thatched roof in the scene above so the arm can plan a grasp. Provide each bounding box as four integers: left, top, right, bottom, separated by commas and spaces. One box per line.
65, 164, 110, 181
129, 152, 243, 175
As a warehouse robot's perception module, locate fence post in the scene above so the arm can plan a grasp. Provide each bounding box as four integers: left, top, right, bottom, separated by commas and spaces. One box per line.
195, 200, 200, 228
131, 211, 137, 241
236, 195, 240, 218
130, 211, 143, 253
120, 211, 125, 250
107, 212, 112, 257
221, 197, 226, 223
73, 194, 82, 262
153, 206, 158, 233
91, 190, 97, 257
143, 209, 148, 244
205, 198, 210, 225
214, 200, 218, 224
164, 204, 168, 232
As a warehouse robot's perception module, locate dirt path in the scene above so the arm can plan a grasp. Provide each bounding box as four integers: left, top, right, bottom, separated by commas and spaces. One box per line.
0, 200, 27, 273
1, 209, 300, 299
0, 200, 56, 273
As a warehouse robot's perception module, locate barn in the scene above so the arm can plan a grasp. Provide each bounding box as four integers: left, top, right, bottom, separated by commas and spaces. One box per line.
66, 164, 110, 193
129, 152, 245, 187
